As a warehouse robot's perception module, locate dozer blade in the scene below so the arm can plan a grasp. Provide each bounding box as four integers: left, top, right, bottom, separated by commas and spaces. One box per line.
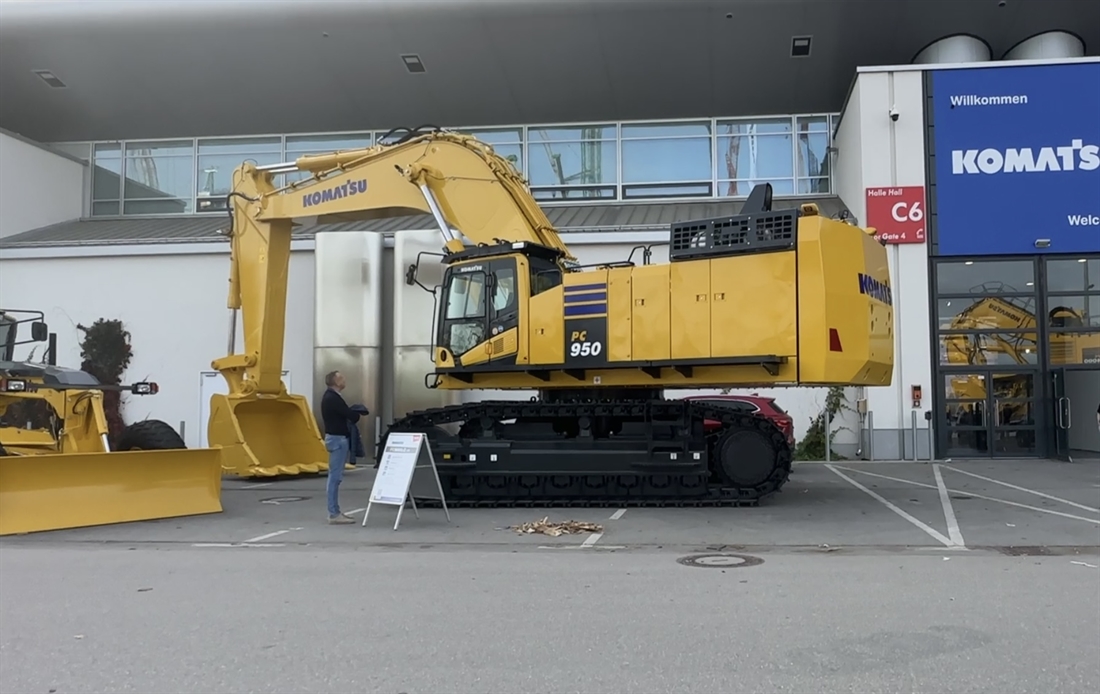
0, 448, 223, 536
207, 392, 329, 477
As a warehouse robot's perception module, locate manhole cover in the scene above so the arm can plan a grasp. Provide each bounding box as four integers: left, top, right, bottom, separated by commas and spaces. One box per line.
260, 496, 310, 505
676, 553, 764, 569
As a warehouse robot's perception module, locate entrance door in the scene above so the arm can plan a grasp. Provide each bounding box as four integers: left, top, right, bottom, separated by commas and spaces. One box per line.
1048, 368, 1072, 461
941, 370, 1039, 458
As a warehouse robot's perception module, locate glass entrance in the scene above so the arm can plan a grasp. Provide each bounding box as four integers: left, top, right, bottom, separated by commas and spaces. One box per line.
1048, 368, 1071, 461
941, 370, 1039, 457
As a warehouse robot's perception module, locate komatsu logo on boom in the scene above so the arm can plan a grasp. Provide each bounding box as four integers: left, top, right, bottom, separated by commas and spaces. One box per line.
858, 273, 893, 306
951, 139, 1100, 175
302, 179, 367, 207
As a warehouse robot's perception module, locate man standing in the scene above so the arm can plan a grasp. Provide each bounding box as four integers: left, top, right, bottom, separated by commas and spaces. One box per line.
321, 370, 361, 524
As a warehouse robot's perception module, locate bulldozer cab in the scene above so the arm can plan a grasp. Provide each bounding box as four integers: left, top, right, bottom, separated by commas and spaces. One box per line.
0, 310, 50, 363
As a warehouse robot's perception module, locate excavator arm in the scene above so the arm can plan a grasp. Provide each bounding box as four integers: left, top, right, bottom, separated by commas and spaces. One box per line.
210, 129, 583, 476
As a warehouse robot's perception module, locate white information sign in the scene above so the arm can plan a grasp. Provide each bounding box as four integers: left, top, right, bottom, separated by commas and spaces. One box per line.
363, 432, 451, 530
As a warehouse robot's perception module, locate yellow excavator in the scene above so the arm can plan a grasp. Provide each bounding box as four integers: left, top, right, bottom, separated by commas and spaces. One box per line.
0, 309, 223, 535
210, 126, 894, 506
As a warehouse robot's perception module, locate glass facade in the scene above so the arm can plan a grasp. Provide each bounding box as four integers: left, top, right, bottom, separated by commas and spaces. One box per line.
54, 114, 839, 218
932, 255, 1100, 458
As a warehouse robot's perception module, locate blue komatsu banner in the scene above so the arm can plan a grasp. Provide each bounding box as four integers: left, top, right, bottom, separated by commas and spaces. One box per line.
931, 62, 1100, 256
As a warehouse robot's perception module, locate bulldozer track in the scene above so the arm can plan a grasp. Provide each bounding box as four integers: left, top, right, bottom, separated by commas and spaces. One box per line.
383, 398, 793, 508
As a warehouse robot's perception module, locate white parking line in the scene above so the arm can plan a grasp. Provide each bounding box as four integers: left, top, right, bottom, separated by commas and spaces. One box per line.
933, 464, 966, 548
940, 465, 1100, 514
192, 542, 285, 548
609, 509, 627, 520
834, 465, 1100, 525
581, 533, 603, 547
345, 508, 367, 515
826, 464, 957, 548
241, 482, 274, 489
244, 530, 292, 543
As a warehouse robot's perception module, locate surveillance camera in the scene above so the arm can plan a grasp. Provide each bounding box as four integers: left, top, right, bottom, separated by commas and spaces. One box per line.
889, 107, 899, 122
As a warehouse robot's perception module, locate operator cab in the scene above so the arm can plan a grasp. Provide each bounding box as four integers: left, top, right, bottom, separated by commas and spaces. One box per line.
435, 243, 564, 365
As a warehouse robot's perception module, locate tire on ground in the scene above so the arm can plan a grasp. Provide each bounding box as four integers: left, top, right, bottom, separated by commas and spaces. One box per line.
115, 419, 186, 451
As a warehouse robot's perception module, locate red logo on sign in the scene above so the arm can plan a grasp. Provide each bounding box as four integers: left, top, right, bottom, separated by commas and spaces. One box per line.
865, 186, 926, 244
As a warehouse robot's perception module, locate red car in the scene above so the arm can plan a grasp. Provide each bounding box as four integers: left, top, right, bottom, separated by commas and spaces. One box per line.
683, 394, 796, 445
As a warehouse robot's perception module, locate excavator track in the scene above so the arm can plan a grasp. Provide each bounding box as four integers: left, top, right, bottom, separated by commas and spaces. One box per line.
381, 396, 793, 509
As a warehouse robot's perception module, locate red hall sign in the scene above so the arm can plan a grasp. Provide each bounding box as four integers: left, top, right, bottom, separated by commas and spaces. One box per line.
865, 186, 927, 244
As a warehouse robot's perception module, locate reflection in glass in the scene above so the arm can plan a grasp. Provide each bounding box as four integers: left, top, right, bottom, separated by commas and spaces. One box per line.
285, 133, 372, 154
92, 144, 122, 204
621, 137, 711, 184
1048, 331, 1100, 366
123, 140, 194, 214
795, 117, 830, 184
1044, 258, 1100, 293
621, 122, 712, 139
1047, 297, 1100, 328
995, 399, 1033, 426
944, 428, 988, 456
196, 137, 282, 210
716, 119, 794, 197
944, 400, 985, 426
936, 296, 1037, 330
943, 373, 985, 399
992, 429, 1037, 455
526, 125, 616, 189
939, 332, 1039, 365
990, 372, 1034, 399
936, 260, 1035, 295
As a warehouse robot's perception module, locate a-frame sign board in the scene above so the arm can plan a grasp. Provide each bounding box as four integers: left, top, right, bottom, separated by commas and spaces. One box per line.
363, 432, 451, 530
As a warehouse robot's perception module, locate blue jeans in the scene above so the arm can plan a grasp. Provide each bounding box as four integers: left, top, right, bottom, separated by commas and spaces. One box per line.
324, 434, 349, 517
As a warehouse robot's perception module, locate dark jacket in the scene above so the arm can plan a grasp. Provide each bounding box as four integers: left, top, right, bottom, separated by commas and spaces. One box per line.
321, 387, 360, 437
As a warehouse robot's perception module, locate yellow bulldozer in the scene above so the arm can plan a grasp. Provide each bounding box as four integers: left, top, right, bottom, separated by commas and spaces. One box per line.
0, 309, 223, 535
209, 126, 894, 507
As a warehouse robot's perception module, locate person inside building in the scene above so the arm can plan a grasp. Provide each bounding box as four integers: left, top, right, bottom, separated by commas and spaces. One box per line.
320, 370, 367, 524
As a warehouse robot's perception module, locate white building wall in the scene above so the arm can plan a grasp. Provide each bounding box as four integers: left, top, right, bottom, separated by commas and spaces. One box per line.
0, 244, 316, 449
834, 68, 933, 460
0, 130, 85, 239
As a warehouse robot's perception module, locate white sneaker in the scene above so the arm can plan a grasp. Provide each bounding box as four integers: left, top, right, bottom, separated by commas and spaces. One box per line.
328, 515, 354, 525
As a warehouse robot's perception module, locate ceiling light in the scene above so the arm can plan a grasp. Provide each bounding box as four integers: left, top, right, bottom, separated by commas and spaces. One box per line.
1078, 258, 1087, 263
964, 261, 974, 266
1026, 282, 1034, 286
32, 69, 67, 89
790, 36, 812, 58
401, 54, 426, 74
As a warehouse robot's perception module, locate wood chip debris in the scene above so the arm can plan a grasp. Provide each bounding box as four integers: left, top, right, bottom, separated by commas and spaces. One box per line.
510, 516, 603, 536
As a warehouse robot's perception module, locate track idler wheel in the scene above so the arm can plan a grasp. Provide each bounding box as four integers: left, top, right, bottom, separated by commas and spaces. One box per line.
713, 426, 778, 488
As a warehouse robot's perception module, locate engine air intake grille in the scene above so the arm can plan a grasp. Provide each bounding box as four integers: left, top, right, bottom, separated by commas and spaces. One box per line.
669, 209, 798, 261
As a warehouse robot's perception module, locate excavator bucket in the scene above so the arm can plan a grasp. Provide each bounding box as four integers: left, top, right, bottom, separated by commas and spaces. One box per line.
208, 392, 329, 477
0, 447, 223, 536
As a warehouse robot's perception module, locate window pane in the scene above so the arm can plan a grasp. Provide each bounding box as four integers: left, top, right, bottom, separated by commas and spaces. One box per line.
445, 273, 486, 319
1048, 297, 1100, 328
621, 122, 711, 139
796, 115, 829, 133
991, 372, 1034, 399
532, 186, 616, 201
1045, 259, 1100, 293
943, 373, 986, 399
992, 429, 1037, 455
197, 151, 283, 202
697, 399, 756, 412
285, 133, 372, 153
935, 296, 1038, 330
1048, 331, 1100, 366
936, 260, 1034, 295
122, 141, 194, 214
91, 201, 119, 216
488, 142, 522, 173
527, 125, 616, 143
716, 131, 793, 180
797, 177, 831, 195
621, 137, 711, 184
623, 183, 712, 199
995, 399, 1034, 426
944, 428, 988, 456
945, 401, 985, 426
461, 127, 523, 145
719, 179, 794, 197
795, 131, 829, 178
92, 144, 121, 201
197, 137, 281, 155
719, 118, 792, 136
940, 332, 1039, 365
527, 139, 616, 187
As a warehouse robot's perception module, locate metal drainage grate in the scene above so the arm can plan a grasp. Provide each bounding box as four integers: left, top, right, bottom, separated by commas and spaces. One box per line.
259, 496, 310, 505
676, 553, 764, 569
